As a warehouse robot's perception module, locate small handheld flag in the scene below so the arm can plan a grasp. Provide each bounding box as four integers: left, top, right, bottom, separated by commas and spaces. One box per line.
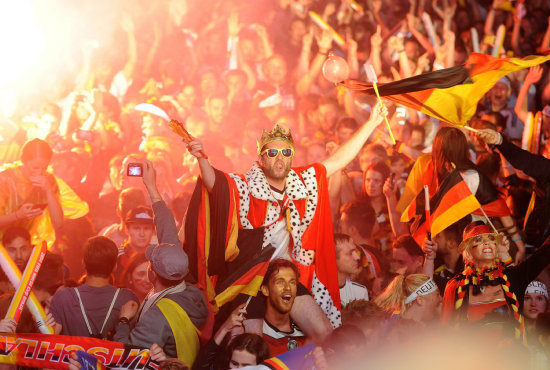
169, 119, 208, 159
424, 185, 431, 240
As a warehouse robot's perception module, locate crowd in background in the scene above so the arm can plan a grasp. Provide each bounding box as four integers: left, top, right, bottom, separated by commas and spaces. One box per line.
2, 0, 550, 368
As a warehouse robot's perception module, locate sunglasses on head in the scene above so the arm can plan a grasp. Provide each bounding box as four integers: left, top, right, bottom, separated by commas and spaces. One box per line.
261, 148, 294, 158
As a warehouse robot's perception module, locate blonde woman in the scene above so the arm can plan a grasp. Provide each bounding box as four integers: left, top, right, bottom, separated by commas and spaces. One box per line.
375, 273, 441, 323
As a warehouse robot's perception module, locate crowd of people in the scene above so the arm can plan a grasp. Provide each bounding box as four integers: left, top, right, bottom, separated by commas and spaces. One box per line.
2, 0, 550, 368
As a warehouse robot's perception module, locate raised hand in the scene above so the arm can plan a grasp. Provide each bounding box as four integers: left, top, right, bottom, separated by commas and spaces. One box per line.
15, 203, 44, 221
525, 65, 543, 85
370, 25, 382, 49
476, 128, 501, 145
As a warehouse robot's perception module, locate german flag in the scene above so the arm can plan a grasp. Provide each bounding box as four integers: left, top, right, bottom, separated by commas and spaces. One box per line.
213, 245, 275, 308
262, 344, 316, 370
407, 169, 510, 245
345, 53, 550, 126
398, 154, 437, 220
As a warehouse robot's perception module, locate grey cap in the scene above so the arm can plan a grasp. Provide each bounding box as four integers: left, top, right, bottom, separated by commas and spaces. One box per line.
145, 243, 188, 281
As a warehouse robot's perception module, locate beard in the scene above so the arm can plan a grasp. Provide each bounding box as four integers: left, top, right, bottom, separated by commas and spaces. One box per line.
263, 159, 291, 180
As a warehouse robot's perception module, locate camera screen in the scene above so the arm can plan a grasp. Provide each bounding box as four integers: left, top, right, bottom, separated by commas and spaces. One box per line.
128, 165, 142, 176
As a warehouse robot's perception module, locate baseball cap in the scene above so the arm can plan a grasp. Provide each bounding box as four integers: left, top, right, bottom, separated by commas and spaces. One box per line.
146, 243, 188, 281
125, 206, 154, 225
495, 77, 511, 90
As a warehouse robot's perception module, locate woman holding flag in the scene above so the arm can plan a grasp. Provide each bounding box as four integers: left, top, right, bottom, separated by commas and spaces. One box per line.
405, 127, 525, 263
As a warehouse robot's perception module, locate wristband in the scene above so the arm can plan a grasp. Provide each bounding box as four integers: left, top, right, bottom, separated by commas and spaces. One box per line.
502, 257, 513, 265
119, 317, 130, 325
496, 132, 503, 145
510, 236, 521, 242
394, 140, 404, 153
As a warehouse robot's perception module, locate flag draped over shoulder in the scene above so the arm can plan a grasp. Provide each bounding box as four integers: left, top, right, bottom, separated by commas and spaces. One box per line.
345, 53, 550, 126
405, 168, 511, 245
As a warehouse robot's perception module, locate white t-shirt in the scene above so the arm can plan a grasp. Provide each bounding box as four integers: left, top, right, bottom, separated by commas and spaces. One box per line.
339, 278, 369, 307
267, 187, 291, 260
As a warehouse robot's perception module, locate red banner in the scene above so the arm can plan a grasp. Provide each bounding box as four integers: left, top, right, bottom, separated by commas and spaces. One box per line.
0, 333, 160, 369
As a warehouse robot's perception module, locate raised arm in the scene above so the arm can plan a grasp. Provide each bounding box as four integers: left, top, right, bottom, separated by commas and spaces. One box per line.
120, 12, 137, 82
514, 66, 542, 123
187, 139, 216, 191
477, 128, 550, 184
142, 160, 180, 246
296, 28, 333, 97
322, 103, 387, 177
369, 26, 383, 76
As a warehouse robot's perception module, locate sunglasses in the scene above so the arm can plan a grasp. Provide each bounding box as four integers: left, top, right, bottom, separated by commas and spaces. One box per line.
261, 148, 294, 158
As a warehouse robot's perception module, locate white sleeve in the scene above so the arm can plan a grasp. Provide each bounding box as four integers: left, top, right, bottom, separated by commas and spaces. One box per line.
461, 169, 480, 195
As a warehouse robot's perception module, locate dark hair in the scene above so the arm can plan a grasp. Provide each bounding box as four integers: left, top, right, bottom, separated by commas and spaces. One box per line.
262, 259, 299, 287
362, 161, 391, 197
341, 300, 387, 327
121, 252, 148, 288
481, 111, 506, 131
365, 161, 390, 181
119, 187, 146, 222
476, 152, 501, 181
470, 118, 496, 131
35, 252, 64, 295
21, 139, 53, 163
322, 324, 366, 354
392, 235, 424, 258
224, 333, 270, 367
340, 200, 376, 239
536, 311, 550, 337
334, 233, 354, 259
432, 127, 475, 183
335, 116, 358, 132
83, 236, 118, 278
2, 226, 31, 246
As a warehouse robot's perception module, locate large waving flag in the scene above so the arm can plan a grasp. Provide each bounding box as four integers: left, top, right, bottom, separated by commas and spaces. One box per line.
345, 53, 550, 126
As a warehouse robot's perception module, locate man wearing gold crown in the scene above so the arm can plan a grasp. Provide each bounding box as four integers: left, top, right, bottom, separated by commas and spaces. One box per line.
183, 104, 387, 340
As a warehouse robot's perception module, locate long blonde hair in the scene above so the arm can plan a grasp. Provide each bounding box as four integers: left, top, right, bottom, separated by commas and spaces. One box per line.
375, 274, 431, 314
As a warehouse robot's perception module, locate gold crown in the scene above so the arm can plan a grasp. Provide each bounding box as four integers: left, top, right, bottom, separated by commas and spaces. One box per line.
257, 124, 294, 155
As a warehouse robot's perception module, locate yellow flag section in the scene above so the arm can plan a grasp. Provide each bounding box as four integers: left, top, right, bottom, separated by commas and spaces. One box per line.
156, 298, 200, 368
30, 174, 89, 248
418, 54, 550, 126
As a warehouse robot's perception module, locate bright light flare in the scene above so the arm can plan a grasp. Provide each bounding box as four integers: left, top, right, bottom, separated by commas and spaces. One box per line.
0, 1, 46, 87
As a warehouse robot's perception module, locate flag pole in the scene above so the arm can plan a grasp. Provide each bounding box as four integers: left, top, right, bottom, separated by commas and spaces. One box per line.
239, 295, 253, 318
478, 204, 499, 233
423, 185, 431, 240
462, 126, 478, 133
365, 64, 396, 145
